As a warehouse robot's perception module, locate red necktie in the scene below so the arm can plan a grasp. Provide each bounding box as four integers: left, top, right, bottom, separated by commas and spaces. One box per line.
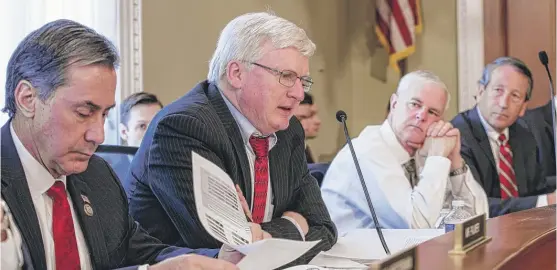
47, 181, 81, 270
497, 134, 519, 199
249, 135, 269, 224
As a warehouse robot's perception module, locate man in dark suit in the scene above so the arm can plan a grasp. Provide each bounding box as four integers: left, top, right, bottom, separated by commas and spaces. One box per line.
452, 57, 556, 217
0, 19, 236, 270
126, 12, 337, 264
99, 92, 163, 182
294, 93, 321, 163
523, 98, 556, 183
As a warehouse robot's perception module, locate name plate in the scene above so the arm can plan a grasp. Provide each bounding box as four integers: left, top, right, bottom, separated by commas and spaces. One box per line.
449, 213, 491, 255
370, 246, 417, 270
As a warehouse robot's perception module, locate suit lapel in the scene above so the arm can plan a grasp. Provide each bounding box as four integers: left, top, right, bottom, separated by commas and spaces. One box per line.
206, 83, 253, 205
468, 109, 497, 170
0, 123, 47, 269
67, 174, 109, 269
268, 132, 289, 216
508, 123, 528, 195
466, 109, 498, 193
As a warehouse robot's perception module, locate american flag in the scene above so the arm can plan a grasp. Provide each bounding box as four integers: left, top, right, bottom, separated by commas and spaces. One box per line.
375, 0, 423, 73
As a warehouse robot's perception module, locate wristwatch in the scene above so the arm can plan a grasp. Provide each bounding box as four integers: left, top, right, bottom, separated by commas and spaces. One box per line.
449, 161, 468, 177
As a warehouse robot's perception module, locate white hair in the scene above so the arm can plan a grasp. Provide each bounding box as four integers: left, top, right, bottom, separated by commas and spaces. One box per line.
207, 12, 316, 85
395, 70, 451, 111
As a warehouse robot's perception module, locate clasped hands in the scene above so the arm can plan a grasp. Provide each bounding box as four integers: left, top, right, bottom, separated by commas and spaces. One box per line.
415, 120, 464, 170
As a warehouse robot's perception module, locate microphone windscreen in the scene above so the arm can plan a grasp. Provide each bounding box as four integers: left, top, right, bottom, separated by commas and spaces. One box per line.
336, 110, 347, 122
539, 51, 549, 65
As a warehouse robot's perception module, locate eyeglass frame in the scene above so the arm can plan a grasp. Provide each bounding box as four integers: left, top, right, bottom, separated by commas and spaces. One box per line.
247, 62, 314, 93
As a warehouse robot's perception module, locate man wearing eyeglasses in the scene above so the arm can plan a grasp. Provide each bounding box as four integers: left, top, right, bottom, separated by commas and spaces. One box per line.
125, 12, 337, 265
451, 57, 556, 217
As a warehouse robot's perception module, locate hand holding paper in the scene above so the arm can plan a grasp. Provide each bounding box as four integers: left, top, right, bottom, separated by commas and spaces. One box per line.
192, 152, 320, 270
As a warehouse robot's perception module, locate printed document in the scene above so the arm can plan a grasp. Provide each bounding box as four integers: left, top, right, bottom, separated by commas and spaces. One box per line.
192, 152, 319, 270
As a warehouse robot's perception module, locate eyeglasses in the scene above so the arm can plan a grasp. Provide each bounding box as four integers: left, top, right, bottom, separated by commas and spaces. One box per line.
249, 62, 313, 92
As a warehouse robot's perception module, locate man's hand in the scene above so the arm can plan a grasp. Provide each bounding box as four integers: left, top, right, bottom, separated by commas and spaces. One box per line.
282, 211, 309, 235
547, 192, 556, 205
218, 245, 245, 265
1, 200, 9, 242
149, 254, 238, 270
423, 121, 463, 169
249, 222, 272, 242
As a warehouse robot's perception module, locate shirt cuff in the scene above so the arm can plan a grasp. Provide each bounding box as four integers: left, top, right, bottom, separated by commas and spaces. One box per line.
281, 216, 305, 241
536, 195, 548, 207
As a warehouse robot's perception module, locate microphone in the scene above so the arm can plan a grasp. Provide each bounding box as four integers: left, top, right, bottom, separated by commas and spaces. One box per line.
335, 110, 390, 255
538, 51, 557, 167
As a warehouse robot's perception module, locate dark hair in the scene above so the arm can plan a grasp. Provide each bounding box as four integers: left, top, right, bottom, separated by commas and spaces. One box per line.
301, 93, 314, 105
479, 56, 533, 101
120, 92, 163, 126
3, 19, 119, 117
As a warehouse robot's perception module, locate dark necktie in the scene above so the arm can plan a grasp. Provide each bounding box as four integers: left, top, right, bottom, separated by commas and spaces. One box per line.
403, 159, 418, 187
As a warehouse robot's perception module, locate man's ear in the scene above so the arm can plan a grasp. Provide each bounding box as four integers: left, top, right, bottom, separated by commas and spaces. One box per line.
14, 80, 38, 118
119, 123, 129, 142
518, 101, 528, 117
476, 84, 486, 101
226, 60, 244, 89
390, 93, 398, 110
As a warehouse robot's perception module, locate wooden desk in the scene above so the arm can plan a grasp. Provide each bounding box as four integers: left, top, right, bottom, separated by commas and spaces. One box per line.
416, 205, 556, 269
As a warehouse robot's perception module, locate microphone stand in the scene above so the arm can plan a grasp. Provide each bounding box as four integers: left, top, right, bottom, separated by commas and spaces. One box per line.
336, 111, 390, 255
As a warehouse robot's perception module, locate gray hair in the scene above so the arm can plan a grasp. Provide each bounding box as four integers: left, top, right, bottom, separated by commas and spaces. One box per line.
396, 70, 451, 111
3, 19, 119, 117
207, 12, 315, 85
478, 56, 533, 101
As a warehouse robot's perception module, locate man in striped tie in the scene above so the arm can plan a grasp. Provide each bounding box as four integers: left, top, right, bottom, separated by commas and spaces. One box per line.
452, 57, 556, 218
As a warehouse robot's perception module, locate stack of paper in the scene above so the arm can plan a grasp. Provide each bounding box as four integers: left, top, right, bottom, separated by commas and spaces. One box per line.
321, 229, 444, 262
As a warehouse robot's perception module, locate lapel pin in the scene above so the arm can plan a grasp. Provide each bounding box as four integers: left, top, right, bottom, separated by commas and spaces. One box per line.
84, 204, 94, 216
81, 194, 91, 204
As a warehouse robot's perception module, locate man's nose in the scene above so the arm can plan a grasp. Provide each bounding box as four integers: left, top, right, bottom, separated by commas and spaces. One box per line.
415, 108, 427, 122
85, 118, 105, 145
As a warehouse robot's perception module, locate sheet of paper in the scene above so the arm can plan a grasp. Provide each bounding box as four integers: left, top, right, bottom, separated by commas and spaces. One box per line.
322, 229, 444, 261
308, 252, 369, 269
192, 151, 252, 246
237, 239, 320, 270
192, 151, 321, 269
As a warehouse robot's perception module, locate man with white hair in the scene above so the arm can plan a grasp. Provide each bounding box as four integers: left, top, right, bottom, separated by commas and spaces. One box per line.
321, 70, 488, 234
126, 12, 337, 263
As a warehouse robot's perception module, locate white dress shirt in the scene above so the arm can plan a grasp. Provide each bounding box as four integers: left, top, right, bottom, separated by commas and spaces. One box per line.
1, 124, 92, 270
220, 90, 305, 239
321, 121, 489, 234
476, 107, 548, 207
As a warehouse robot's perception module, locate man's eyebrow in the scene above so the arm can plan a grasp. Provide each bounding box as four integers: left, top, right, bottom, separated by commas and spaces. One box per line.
409, 98, 423, 103
77, 101, 115, 111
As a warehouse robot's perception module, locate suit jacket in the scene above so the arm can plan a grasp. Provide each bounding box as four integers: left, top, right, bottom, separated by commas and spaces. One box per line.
452, 108, 552, 217
0, 123, 218, 270
126, 80, 337, 264
523, 101, 556, 181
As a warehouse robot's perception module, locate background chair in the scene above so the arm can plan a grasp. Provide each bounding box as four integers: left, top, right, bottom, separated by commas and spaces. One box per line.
95, 145, 138, 192
308, 162, 330, 187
